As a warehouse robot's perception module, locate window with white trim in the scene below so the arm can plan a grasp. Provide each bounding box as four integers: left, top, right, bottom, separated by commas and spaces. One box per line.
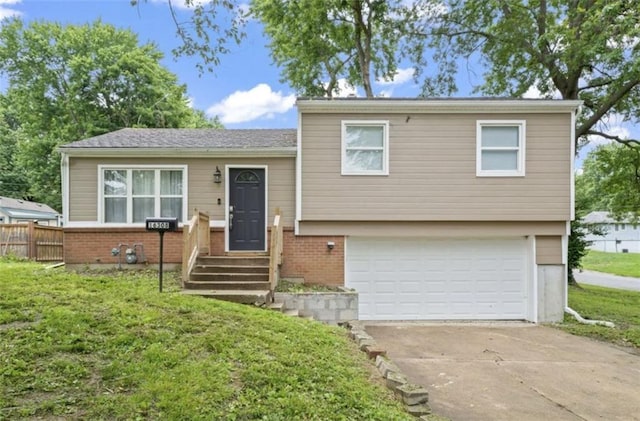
101, 167, 185, 223
342, 121, 389, 175
477, 121, 526, 177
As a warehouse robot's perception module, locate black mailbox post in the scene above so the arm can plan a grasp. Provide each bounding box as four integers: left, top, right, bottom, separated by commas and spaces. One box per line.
145, 217, 178, 292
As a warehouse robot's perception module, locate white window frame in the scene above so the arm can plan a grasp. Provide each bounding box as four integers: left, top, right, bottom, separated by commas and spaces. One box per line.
341, 120, 389, 175
476, 120, 526, 177
98, 165, 188, 225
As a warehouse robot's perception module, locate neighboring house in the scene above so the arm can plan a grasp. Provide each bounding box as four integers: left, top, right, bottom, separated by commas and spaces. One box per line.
0, 196, 61, 226
583, 211, 640, 253
59, 98, 580, 323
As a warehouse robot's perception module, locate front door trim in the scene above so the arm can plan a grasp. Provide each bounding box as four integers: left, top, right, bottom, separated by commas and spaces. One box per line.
225, 165, 268, 252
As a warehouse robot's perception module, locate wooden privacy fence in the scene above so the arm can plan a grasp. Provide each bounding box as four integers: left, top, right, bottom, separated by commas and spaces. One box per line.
0, 222, 64, 261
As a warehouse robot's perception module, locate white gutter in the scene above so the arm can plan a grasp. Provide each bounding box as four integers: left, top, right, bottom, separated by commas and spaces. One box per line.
296, 98, 583, 114
57, 147, 297, 158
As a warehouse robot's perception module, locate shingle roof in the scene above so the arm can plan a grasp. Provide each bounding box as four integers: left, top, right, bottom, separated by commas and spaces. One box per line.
60, 128, 297, 149
0, 196, 60, 217
583, 211, 629, 224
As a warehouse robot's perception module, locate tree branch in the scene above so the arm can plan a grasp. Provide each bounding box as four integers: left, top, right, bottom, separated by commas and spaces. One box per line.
585, 130, 640, 147
577, 78, 640, 137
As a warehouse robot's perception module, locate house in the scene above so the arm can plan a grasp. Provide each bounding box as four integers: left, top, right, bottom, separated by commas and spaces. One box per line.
583, 211, 640, 253
59, 98, 581, 323
0, 196, 61, 226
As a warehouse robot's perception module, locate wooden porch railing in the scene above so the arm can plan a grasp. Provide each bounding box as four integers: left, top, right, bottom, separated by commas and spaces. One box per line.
181, 209, 210, 286
1, 222, 63, 261
269, 208, 284, 291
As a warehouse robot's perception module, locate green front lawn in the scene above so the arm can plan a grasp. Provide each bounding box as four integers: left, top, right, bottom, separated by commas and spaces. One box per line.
558, 284, 640, 349
581, 250, 640, 277
0, 261, 411, 420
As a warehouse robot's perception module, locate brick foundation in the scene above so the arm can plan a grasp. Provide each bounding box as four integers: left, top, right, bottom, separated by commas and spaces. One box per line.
280, 229, 344, 286
64, 227, 345, 286
64, 228, 184, 265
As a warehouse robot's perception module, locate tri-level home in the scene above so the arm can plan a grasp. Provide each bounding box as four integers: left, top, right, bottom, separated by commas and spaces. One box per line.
59, 98, 580, 323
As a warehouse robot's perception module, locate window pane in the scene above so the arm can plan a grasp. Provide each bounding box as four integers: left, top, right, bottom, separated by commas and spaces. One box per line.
161, 170, 183, 195
482, 126, 519, 147
133, 198, 154, 223
104, 170, 127, 195
345, 126, 384, 147
132, 170, 155, 195
105, 198, 126, 222
161, 198, 182, 220
482, 150, 518, 170
345, 150, 383, 172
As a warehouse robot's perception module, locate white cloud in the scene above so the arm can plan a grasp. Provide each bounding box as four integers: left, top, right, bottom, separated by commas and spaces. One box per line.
588, 113, 632, 145
326, 78, 359, 98
522, 80, 561, 99
0, 0, 21, 19
206, 83, 295, 124
522, 85, 543, 99
376, 67, 414, 86
378, 89, 393, 98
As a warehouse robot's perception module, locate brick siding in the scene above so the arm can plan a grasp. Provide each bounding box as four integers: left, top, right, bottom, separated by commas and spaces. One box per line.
280, 229, 344, 286
64, 227, 345, 286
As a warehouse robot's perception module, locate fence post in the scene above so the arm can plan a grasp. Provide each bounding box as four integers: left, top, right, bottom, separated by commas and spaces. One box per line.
28, 221, 37, 260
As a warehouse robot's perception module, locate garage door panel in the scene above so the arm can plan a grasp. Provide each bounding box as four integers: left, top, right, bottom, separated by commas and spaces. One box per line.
346, 237, 528, 320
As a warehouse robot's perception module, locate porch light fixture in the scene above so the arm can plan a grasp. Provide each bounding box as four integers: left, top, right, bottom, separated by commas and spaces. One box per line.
214, 166, 222, 184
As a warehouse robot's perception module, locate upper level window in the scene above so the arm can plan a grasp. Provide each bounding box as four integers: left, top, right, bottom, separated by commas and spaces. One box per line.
342, 121, 389, 175
101, 166, 186, 224
477, 121, 526, 177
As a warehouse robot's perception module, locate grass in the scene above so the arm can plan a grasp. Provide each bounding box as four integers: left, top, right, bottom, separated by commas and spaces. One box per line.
557, 284, 640, 349
581, 250, 640, 277
0, 261, 412, 420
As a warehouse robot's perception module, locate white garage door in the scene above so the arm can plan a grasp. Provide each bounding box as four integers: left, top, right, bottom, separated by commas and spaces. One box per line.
346, 237, 529, 320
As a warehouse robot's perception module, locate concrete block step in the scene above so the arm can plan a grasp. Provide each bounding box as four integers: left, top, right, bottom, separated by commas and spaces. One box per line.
268, 302, 284, 312
181, 289, 272, 305
283, 309, 300, 317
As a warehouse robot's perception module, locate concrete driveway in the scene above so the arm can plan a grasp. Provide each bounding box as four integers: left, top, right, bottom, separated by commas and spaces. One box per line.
365, 323, 640, 421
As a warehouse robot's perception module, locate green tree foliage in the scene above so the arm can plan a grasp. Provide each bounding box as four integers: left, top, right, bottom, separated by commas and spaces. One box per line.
132, 0, 247, 74
251, 0, 420, 98
0, 19, 219, 210
144, 0, 430, 97
569, 200, 605, 285
425, 0, 640, 146
580, 143, 640, 219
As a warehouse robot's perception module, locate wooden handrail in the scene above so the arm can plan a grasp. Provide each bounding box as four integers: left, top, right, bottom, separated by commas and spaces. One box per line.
181, 208, 210, 286
269, 208, 284, 291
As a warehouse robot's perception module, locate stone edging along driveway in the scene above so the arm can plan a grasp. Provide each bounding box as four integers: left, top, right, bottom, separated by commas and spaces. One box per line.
345, 321, 432, 419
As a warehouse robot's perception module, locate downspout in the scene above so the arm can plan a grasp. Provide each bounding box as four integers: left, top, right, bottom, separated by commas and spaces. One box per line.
565, 307, 615, 328
60, 152, 69, 226
564, 107, 614, 328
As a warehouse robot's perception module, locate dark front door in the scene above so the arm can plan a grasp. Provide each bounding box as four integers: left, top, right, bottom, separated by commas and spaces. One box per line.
229, 168, 266, 251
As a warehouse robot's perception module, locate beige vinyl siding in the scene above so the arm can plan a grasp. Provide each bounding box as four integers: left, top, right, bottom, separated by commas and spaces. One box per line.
68, 157, 295, 226
536, 235, 563, 265
299, 220, 566, 237
300, 113, 572, 221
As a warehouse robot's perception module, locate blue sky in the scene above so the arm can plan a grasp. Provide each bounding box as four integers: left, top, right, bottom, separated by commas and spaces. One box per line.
0, 0, 444, 129
0, 0, 634, 165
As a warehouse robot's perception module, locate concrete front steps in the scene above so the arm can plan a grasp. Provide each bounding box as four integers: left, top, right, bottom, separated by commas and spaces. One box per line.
182, 255, 273, 305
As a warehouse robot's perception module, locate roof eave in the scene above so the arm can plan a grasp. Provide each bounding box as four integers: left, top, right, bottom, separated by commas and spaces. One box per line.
295, 99, 583, 114
58, 147, 298, 158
